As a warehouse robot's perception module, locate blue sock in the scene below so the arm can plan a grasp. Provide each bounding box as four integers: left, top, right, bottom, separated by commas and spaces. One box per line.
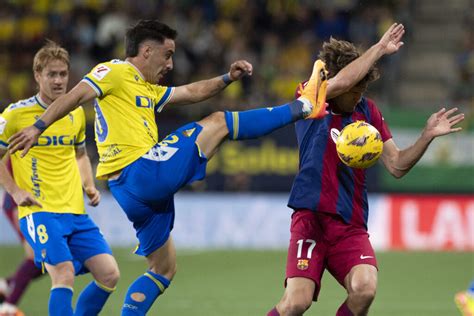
122, 271, 170, 316
50, 286, 74, 316
75, 281, 115, 316
468, 280, 474, 295
225, 100, 305, 140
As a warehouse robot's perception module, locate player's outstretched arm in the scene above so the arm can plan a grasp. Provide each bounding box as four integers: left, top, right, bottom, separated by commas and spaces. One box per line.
168, 60, 253, 106
327, 23, 405, 99
0, 151, 42, 207
381, 107, 465, 178
75, 146, 101, 207
8, 82, 97, 157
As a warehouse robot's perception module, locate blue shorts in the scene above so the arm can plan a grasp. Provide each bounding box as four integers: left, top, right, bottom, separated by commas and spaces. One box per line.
109, 122, 208, 256
19, 212, 112, 275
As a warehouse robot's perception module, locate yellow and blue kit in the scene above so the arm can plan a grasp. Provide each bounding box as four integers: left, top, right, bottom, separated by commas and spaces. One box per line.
0, 95, 111, 273
82, 60, 174, 180
83, 60, 208, 256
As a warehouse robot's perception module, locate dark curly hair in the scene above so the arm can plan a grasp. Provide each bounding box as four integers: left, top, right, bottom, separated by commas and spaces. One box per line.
125, 20, 178, 57
319, 37, 380, 86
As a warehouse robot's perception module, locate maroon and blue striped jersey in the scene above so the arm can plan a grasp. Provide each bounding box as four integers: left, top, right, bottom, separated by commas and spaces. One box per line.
288, 97, 392, 229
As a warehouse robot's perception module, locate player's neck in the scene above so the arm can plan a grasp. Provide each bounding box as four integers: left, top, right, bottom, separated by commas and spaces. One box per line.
330, 101, 355, 116
37, 92, 53, 108
125, 57, 147, 82
329, 102, 344, 115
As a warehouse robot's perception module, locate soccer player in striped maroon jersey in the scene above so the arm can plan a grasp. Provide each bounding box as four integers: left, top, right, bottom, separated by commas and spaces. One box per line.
267, 27, 465, 316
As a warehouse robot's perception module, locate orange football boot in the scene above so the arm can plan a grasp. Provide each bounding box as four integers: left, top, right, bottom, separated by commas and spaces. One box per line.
299, 59, 328, 119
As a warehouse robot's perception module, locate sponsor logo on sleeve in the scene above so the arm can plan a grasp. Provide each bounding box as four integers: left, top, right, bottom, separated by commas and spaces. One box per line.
92, 65, 111, 80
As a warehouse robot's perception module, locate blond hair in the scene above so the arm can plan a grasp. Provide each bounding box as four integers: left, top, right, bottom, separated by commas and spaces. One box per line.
33, 40, 70, 73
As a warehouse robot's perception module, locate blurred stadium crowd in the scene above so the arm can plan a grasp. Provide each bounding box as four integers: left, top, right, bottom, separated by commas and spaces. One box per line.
0, 0, 472, 114
0, 0, 472, 111
0, 0, 413, 113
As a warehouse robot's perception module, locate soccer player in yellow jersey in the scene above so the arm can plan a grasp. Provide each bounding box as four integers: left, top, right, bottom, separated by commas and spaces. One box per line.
0, 41, 119, 316
9, 20, 406, 315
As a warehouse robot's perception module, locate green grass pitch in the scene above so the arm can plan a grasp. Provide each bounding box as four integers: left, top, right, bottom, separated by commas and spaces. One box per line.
0, 247, 471, 315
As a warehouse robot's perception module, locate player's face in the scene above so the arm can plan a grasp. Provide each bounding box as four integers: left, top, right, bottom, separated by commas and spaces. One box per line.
34, 59, 69, 104
332, 83, 367, 113
148, 38, 175, 83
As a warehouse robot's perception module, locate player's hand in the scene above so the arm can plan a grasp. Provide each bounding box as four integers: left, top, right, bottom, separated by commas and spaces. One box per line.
228, 60, 253, 81
85, 186, 101, 207
422, 107, 465, 140
12, 189, 42, 208
377, 23, 405, 55
8, 126, 42, 158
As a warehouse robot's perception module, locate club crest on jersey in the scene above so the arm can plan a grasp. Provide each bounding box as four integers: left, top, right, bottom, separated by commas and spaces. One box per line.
92, 65, 111, 80
297, 259, 309, 270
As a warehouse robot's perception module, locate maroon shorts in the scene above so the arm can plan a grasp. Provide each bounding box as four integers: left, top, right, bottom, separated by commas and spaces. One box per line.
285, 209, 377, 300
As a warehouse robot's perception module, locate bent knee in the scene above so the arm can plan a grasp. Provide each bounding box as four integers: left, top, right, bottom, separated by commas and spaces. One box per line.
99, 267, 120, 288
201, 111, 227, 129
207, 111, 226, 123
55, 272, 75, 286
166, 262, 177, 280
349, 282, 377, 303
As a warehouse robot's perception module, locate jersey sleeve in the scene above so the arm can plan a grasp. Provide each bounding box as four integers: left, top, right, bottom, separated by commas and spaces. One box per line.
367, 99, 392, 142
0, 108, 16, 150
75, 106, 86, 147
82, 63, 120, 98
154, 85, 175, 113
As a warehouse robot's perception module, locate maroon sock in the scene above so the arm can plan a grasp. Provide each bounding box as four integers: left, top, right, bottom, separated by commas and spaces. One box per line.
6, 259, 43, 304
336, 301, 354, 316
267, 307, 280, 316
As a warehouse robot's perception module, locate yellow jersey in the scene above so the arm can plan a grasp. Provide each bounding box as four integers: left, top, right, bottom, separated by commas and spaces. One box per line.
0, 95, 86, 219
82, 60, 174, 179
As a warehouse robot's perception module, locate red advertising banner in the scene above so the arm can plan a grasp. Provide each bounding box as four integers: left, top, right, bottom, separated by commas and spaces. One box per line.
389, 195, 474, 251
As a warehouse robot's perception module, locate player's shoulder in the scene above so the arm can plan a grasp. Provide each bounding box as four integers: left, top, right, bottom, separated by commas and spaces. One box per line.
4, 96, 38, 113
355, 97, 379, 113
94, 59, 126, 67
363, 97, 379, 109
1, 96, 38, 123
0, 96, 37, 137
88, 59, 128, 80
